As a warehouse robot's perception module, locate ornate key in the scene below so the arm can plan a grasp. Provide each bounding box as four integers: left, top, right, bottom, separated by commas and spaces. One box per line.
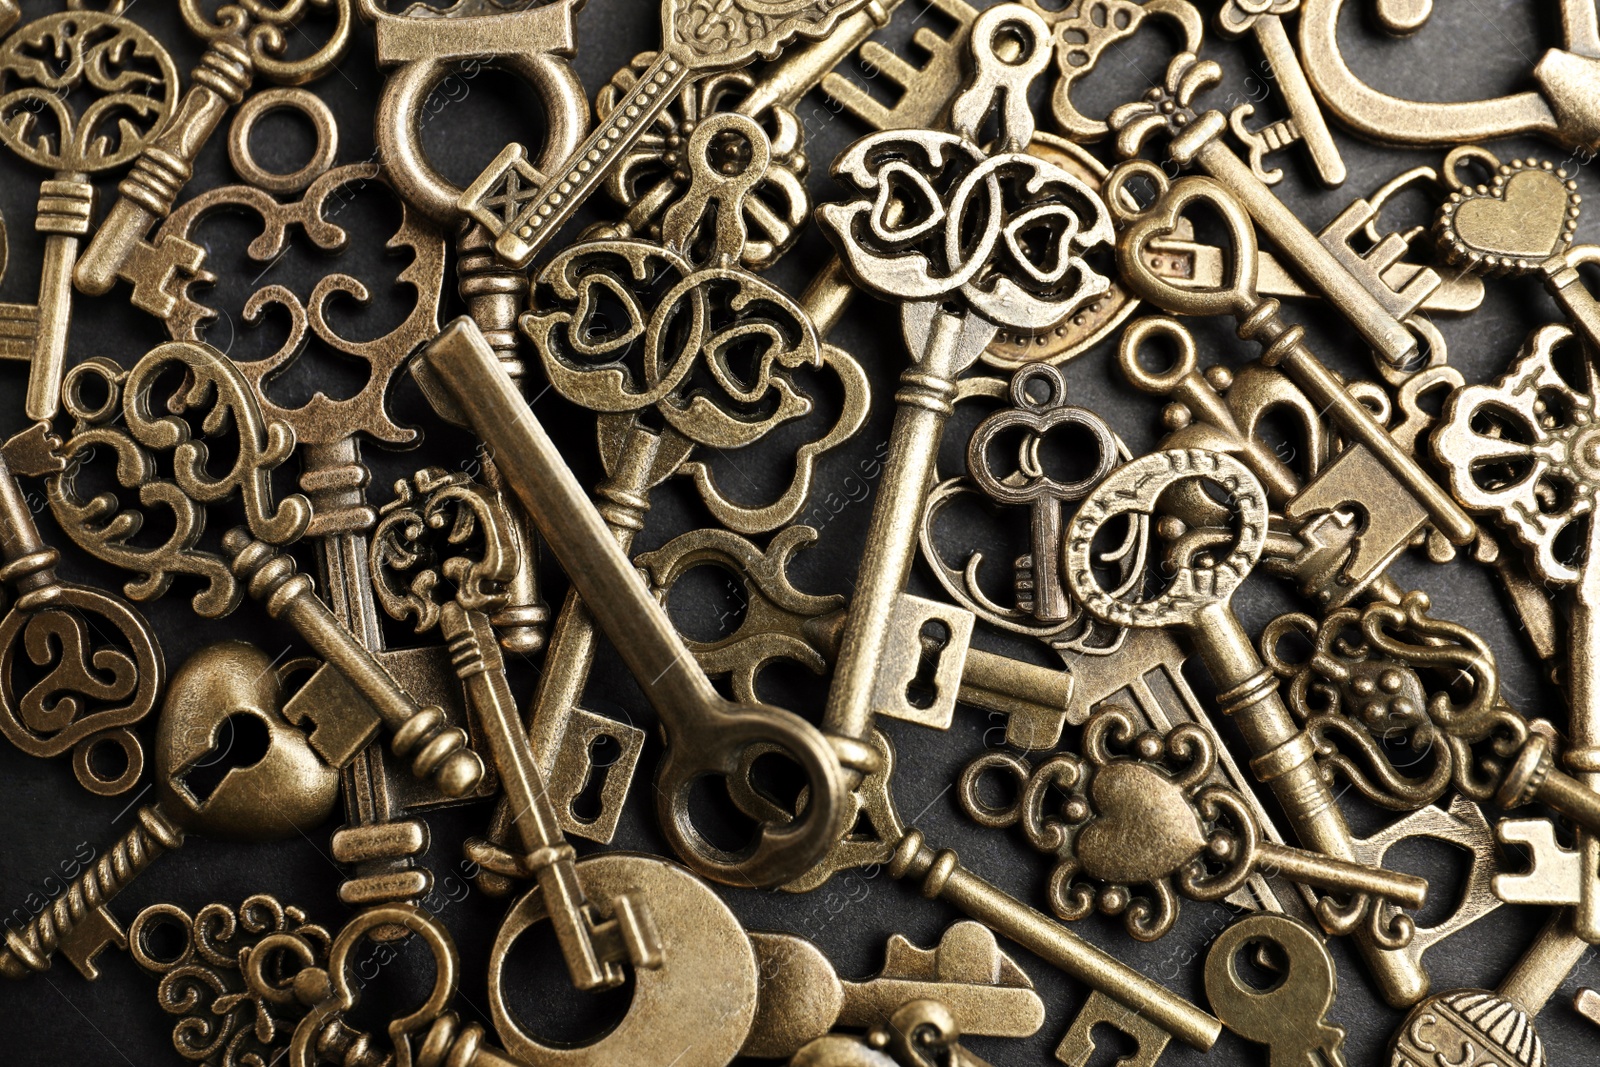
1205, 913, 1348, 1067
816, 2, 1112, 795
1215, 0, 1343, 186
958, 707, 1426, 942
74, 0, 356, 299
966, 364, 1119, 623
0, 424, 162, 796
1065, 448, 1428, 1003
0, 9, 179, 420
458, 0, 874, 267
1389, 910, 1592, 1067
418, 316, 847, 887
744, 922, 1045, 1058
369, 467, 660, 992
1109, 167, 1476, 548
1107, 54, 1440, 368
0, 641, 340, 980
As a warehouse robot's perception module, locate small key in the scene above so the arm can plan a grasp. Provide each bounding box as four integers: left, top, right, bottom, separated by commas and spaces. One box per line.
744, 921, 1045, 1058
75, 0, 356, 300
418, 316, 846, 888
967, 364, 1118, 623
1215, 0, 1345, 186
1111, 58, 1437, 368
1206, 913, 1348, 1067
1389, 909, 1591, 1066
1110, 169, 1475, 548
1065, 448, 1428, 1004
0, 642, 340, 980
0, 10, 180, 419
369, 468, 660, 992
223, 531, 483, 798
458, 0, 875, 267
958, 708, 1426, 942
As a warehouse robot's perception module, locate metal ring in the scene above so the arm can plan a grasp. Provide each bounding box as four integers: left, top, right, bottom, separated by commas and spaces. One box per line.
228, 88, 340, 195
73, 728, 145, 796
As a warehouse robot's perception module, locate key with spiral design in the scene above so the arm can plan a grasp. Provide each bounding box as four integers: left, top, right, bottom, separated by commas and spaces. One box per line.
1, 642, 340, 980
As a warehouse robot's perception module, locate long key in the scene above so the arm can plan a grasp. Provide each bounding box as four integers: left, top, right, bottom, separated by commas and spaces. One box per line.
1112, 170, 1476, 548
1065, 449, 1428, 1006
1215, 0, 1345, 186
0, 11, 181, 419
744, 922, 1045, 1058
1389, 910, 1591, 1066
418, 316, 846, 887
1112, 63, 1434, 367
221, 531, 483, 798
459, 0, 875, 268
1, 642, 339, 980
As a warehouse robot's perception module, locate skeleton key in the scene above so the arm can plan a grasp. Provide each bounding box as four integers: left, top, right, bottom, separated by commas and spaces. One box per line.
817, 2, 1113, 781
418, 316, 847, 888
1205, 913, 1347, 1067
1109, 167, 1476, 549
0, 424, 162, 797
1214, 0, 1345, 186
369, 468, 660, 992
967, 364, 1119, 623
459, 0, 875, 267
958, 708, 1427, 943
1108, 56, 1436, 368
0, 641, 340, 980
0, 10, 179, 420
744, 922, 1045, 1059
1436, 321, 1600, 939
1389, 909, 1592, 1067
1065, 448, 1429, 1005
75, 0, 356, 301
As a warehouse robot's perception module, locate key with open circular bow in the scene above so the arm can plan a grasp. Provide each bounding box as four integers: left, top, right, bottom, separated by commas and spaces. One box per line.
1065, 447, 1429, 1004
966, 364, 1118, 624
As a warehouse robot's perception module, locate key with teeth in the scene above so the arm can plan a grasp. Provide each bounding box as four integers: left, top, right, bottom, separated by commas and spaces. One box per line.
745, 922, 1045, 1059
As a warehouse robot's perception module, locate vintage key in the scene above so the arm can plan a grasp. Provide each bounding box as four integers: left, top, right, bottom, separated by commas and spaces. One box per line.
0, 641, 340, 980
1109, 167, 1476, 548
1389, 909, 1592, 1067
958, 707, 1426, 942
816, 2, 1113, 786
1214, 0, 1345, 186
744, 921, 1045, 1058
418, 316, 847, 887
1065, 448, 1429, 1004
0, 424, 162, 796
74, 0, 356, 300
966, 364, 1118, 623
1205, 913, 1347, 1067
1108, 55, 1438, 368
458, 0, 875, 267
368, 468, 660, 992
0, 10, 179, 420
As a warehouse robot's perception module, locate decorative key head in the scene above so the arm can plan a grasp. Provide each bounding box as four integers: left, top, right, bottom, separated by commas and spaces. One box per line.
155, 641, 340, 841
1434, 322, 1600, 585
0, 9, 178, 173
1435, 148, 1582, 276
818, 3, 1114, 333
663, 0, 868, 69
958, 705, 1270, 940
1042, 0, 1204, 143
1390, 989, 1545, 1067
967, 364, 1119, 511
179, 0, 357, 83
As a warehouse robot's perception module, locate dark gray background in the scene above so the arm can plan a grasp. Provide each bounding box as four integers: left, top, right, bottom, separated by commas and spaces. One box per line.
0, 0, 1594, 1063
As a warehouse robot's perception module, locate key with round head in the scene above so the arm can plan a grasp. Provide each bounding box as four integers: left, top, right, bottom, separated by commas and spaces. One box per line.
1064, 448, 1428, 1005
0, 642, 340, 981
1205, 913, 1348, 1067
957, 706, 1428, 943
457, 0, 875, 268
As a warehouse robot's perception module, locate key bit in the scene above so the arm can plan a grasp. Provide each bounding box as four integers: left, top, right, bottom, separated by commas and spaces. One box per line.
1494, 818, 1593, 908
744, 921, 1045, 1058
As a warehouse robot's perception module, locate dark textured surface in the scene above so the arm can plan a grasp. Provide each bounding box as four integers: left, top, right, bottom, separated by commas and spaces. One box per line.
0, 0, 1595, 1063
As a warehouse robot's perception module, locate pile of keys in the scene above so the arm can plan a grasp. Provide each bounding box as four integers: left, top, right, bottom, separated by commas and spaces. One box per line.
7, 0, 1600, 1062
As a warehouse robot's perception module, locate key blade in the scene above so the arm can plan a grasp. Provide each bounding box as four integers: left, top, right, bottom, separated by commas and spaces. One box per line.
822, 0, 978, 132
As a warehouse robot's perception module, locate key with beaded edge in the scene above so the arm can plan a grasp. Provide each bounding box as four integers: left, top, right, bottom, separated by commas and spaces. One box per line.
459, 0, 875, 268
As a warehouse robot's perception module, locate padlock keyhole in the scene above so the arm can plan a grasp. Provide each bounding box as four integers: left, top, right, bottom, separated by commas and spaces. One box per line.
175, 712, 272, 805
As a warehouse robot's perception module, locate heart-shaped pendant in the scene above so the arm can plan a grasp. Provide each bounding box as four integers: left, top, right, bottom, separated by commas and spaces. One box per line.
1436, 155, 1581, 276
1112, 169, 1261, 320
